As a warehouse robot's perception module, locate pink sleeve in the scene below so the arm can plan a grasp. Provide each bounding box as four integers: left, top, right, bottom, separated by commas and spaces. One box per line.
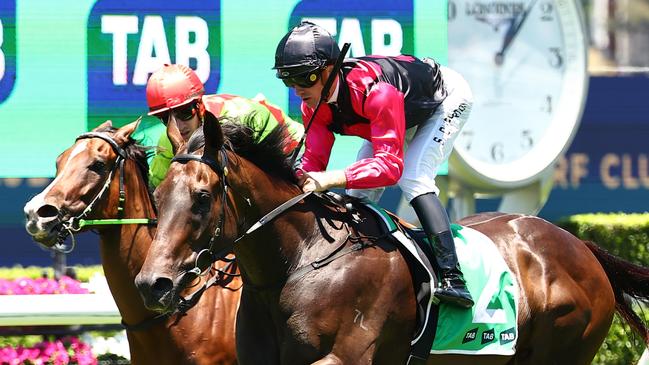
300, 102, 335, 172
343, 83, 405, 189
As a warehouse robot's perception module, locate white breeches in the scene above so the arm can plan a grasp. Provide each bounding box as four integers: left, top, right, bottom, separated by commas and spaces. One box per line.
347, 66, 473, 203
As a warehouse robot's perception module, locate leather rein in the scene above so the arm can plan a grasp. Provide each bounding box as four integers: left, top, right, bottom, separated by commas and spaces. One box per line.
170, 148, 382, 294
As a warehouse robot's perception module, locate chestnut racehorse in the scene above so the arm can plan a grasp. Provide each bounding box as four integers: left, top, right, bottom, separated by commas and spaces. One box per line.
135, 113, 649, 365
24, 121, 240, 365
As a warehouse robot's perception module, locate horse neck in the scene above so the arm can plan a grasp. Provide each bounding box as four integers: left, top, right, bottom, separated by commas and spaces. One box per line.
99, 159, 238, 364
228, 156, 310, 288
96, 158, 157, 324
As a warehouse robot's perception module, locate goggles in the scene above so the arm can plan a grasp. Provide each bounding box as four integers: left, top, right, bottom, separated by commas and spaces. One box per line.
156, 102, 198, 124
281, 71, 321, 88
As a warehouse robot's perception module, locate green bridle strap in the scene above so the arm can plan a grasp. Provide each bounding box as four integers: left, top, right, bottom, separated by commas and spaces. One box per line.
76, 218, 156, 229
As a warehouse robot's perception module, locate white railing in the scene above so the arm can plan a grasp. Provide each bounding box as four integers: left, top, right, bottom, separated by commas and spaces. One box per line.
0, 293, 120, 326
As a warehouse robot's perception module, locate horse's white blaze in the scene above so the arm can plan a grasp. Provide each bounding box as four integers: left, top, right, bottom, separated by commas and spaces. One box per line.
24, 140, 89, 230
67, 140, 89, 165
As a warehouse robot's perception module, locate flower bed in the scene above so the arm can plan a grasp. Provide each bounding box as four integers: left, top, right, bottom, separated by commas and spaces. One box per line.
0, 336, 95, 365
0, 276, 88, 295
0, 272, 130, 364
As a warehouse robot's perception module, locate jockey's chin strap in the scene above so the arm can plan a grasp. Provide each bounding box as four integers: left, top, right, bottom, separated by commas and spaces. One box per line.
54, 132, 156, 253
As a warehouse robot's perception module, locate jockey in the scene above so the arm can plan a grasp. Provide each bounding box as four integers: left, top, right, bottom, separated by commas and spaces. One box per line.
146, 63, 304, 187
273, 22, 474, 308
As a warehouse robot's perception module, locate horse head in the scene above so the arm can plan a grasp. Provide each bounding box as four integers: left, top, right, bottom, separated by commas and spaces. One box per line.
24, 120, 144, 248
135, 111, 301, 313
135, 112, 237, 313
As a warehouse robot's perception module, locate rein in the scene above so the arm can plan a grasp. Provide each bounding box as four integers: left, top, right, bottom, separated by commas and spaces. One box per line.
170, 147, 386, 294
53, 132, 156, 253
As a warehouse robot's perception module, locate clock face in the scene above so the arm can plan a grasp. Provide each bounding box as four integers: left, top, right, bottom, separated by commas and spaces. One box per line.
448, 0, 587, 186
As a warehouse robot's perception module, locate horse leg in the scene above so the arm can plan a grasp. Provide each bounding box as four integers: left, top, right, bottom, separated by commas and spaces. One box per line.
310, 354, 343, 365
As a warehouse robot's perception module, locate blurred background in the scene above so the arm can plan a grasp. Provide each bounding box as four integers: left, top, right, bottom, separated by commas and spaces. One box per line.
1, 0, 647, 266
0, 0, 648, 363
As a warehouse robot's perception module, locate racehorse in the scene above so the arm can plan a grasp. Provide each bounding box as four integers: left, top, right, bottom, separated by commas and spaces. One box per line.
134, 113, 649, 365
23, 121, 241, 365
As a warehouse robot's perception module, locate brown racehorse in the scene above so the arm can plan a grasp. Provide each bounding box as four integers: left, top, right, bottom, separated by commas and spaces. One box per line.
23, 121, 241, 365
135, 113, 649, 365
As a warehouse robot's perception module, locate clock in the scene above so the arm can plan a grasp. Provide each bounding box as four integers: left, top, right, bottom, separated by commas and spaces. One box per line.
447, 0, 588, 190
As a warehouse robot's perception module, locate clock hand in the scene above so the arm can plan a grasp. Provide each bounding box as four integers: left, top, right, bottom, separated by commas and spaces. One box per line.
495, 0, 539, 65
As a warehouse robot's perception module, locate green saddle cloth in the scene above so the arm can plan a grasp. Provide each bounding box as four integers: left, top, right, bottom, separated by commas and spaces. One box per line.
430, 224, 518, 355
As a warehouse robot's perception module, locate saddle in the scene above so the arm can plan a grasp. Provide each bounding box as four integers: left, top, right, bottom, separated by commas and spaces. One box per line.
287, 193, 518, 360
351, 199, 520, 360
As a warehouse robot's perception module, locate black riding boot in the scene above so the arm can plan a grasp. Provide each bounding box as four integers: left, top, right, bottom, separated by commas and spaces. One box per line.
411, 193, 474, 309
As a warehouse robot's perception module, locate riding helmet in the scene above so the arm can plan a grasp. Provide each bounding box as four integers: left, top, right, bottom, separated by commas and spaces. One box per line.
146, 64, 205, 116
273, 21, 340, 79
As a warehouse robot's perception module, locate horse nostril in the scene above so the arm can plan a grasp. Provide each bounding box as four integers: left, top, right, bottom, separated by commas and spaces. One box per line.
152, 277, 173, 299
36, 204, 59, 218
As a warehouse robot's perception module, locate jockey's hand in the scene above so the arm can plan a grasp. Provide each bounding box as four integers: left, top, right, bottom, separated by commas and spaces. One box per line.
299, 170, 347, 193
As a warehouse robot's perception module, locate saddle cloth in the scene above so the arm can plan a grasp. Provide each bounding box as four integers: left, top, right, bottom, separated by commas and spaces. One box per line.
361, 202, 519, 356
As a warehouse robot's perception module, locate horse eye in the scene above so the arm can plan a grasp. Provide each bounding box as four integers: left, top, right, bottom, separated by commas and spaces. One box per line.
192, 190, 212, 213
89, 160, 106, 173
195, 190, 211, 201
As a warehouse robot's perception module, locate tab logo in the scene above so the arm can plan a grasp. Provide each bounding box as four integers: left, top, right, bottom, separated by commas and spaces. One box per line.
87, 0, 220, 129
0, 0, 16, 104
499, 327, 516, 345
462, 327, 478, 344
481, 328, 495, 344
286, 0, 414, 116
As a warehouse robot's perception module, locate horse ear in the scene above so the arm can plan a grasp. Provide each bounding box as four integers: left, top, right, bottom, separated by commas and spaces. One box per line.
203, 110, 224, 152
93, 120, 113, 131
113, 117, 141, 145
167, 117, 184, 154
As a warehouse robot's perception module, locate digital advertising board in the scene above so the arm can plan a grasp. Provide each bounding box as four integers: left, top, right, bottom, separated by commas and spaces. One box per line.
0, 0, 447, 178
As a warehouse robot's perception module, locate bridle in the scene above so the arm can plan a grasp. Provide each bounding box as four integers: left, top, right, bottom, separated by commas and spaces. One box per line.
53, 132, 156, 253
168, 147, 374, 294
171, 147, 316, 278
51, 131, 236, 331
171, 148, 233, 277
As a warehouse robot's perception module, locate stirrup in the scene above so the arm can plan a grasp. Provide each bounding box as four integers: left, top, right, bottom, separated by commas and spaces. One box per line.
435, 278, 474, 308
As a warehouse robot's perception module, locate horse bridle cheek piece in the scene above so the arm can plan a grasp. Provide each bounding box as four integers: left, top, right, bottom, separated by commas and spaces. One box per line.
54, 132, 155, 253
171, 148, 231, 276
167, 148, 245, 309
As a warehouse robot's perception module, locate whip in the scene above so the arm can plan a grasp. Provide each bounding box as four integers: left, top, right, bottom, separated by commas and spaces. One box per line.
289, 42, 351, 167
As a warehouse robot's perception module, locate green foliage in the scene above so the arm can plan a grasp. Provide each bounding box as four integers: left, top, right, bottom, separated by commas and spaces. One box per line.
557, 213, 649, 364
0, 335, 43, 348
558, 213, 649, 266
590, 309, 649, 365
0, 265, 103, 281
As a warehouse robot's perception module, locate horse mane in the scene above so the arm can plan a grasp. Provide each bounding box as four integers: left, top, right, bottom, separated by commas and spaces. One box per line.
95, 126, 151, 187
186, 120, 297, 183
